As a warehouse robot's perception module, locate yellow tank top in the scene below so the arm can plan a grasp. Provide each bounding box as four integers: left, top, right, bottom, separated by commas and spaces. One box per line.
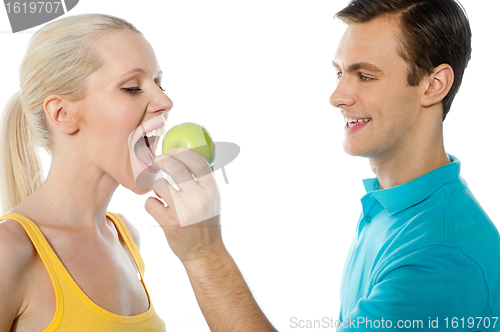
0, 211, 166, 331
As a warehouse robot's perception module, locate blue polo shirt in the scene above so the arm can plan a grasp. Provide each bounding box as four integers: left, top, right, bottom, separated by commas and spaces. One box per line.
338, 155, 500, 331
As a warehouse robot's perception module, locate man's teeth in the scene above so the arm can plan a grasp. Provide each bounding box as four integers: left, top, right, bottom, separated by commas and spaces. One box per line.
345, 118, 371, 123
344, 117, 371, 128
144, 128, 166, 138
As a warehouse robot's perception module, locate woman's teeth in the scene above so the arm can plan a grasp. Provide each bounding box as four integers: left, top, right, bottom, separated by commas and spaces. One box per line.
145, 127, 166, 138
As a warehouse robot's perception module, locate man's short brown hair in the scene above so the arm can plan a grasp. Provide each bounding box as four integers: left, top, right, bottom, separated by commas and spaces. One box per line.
335, 0, 472, 120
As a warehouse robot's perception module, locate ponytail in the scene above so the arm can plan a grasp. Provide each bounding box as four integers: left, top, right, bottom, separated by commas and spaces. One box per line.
0, 92, 44, 214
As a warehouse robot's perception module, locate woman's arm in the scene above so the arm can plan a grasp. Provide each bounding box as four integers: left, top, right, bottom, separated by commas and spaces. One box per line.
0, 220, 32, 331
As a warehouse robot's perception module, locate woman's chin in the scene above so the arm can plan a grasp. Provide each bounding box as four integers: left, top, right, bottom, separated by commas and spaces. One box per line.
122, 180, 153, 195
133, 187, 152, 195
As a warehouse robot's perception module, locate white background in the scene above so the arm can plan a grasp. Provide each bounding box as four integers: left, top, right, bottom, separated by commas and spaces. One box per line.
1, 1, 499, 331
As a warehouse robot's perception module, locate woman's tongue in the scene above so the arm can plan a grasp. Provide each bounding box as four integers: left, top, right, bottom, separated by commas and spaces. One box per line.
134, 136, 155, 166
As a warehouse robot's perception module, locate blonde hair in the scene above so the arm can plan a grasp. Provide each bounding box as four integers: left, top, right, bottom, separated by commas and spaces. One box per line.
0, 14, 142, 214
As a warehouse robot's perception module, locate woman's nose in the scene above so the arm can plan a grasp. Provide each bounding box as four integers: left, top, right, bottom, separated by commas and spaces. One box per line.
148, 88, 173, 114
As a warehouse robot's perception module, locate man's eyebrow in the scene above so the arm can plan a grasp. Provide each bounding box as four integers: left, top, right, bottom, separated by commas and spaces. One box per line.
332, 61, 385, 76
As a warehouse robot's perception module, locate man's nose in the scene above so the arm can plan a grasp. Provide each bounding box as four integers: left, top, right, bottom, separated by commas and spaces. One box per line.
329, 78, 355, 109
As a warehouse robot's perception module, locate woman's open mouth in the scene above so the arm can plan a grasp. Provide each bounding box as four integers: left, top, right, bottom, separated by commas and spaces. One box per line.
134, 127, 166, 167
128, 113, 170, 188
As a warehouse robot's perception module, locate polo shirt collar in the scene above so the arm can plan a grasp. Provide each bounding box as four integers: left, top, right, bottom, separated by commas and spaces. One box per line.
361, 154, 461, 216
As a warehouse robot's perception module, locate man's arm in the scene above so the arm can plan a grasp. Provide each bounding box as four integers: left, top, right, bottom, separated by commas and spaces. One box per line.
183, 244, 277, 332
145, 148, 277, 331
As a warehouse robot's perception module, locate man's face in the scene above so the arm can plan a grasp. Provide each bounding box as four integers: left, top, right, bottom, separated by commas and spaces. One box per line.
330, 16, 422, 162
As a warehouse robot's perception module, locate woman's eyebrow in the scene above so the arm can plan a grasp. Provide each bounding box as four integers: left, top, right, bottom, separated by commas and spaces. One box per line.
116, 68, 146, 81
116, 68, 163, 81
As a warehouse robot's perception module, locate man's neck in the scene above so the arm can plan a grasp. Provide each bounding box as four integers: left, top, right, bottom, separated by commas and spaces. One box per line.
369, 134, 450, 190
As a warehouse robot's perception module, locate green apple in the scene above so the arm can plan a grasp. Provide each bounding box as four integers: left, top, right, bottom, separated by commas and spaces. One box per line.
162, 122, 215, 165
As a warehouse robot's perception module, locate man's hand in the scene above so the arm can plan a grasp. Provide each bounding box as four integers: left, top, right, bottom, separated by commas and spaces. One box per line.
145, 146, 222, 263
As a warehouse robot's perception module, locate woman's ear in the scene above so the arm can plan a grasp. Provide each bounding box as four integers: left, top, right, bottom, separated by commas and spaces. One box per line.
44, 94, 80, 135
420, 64, 455, 108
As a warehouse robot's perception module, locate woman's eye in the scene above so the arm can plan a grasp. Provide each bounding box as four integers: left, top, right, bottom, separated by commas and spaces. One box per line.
158, 85, 165, 92
122, 87, 142, 95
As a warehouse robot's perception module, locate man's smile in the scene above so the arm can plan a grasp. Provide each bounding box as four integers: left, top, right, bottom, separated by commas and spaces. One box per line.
343, 116, 372, 135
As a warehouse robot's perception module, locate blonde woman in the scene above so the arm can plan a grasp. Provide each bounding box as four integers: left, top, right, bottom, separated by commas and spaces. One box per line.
0, 13, 181, 331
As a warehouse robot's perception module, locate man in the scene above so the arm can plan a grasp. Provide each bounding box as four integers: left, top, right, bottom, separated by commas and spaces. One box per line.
330, 0, 500, 327
147, 0, 500, 330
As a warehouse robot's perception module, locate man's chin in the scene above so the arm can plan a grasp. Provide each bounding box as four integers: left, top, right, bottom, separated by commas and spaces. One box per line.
343, 143, 373, 159
343, 142, 362, 157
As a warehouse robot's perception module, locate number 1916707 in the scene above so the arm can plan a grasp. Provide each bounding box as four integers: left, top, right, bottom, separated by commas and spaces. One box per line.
5, 2, 62, 14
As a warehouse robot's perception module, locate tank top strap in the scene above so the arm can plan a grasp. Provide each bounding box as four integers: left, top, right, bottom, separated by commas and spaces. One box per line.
0, 212, 65, 324
105, 212, 146, 278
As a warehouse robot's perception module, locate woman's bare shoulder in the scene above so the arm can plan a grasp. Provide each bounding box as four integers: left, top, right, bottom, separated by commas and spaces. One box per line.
115, 212, 141, 251
0, 219, 35, 329
0, 216, 35, 252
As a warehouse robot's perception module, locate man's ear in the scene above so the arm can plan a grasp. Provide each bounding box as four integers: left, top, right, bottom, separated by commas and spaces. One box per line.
420, 64, 454, 108
44, 94, 80, 135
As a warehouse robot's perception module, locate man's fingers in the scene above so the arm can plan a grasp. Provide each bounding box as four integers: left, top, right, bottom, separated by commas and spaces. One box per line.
145, 196, 178, 228
169, 147, 216, 190
152, 154, 199, 193
151, 178, 176, 211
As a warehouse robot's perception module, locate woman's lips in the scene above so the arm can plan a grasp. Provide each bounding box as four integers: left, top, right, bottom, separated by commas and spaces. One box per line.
128, 113, 169, 181
129, 114, 167, 152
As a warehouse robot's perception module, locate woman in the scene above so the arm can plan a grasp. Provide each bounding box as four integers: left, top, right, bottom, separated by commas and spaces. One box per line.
0, 13, 220, 331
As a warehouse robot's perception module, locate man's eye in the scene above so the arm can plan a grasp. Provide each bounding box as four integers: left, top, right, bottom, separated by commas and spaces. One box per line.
360, 74, 374, 82
122, 87, 142, 95
336, 72, 343, 79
